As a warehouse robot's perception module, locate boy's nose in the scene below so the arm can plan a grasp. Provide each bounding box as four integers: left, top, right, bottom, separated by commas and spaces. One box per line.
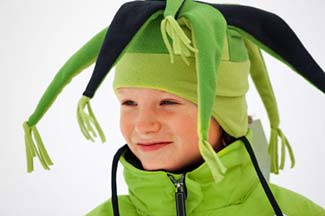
134, 109, 161, 134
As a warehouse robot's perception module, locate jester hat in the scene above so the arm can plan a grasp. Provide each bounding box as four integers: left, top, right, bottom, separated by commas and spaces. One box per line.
23, 0, 325, 179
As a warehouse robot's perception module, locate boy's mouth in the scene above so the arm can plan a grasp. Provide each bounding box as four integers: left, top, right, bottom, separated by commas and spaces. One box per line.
137, 141, 172, 152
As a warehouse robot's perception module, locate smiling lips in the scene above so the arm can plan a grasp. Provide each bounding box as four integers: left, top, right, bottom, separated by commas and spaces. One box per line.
137, 141, 172, 152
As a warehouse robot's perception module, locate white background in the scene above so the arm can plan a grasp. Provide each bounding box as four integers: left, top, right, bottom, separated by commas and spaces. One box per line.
1, 0, 324, 215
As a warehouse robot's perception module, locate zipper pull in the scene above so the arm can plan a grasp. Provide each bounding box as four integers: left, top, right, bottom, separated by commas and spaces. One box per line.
168, 173, 187, 216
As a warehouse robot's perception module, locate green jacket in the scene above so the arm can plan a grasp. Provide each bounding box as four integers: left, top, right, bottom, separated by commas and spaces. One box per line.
87, 136, 325, 216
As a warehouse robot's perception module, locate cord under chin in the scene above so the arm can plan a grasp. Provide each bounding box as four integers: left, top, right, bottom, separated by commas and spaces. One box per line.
111, 144, 129, 216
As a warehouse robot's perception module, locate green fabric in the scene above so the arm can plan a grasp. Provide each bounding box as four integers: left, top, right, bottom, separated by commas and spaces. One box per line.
180, 1, 228, 182
163, 0, 184, 17
27, 27, 107, 126
227, 29, 249, 62
22, 27, 107, 172
114, 53, 249, 137
23, 122, 53, 172
77, 96, 106, 143
86, 130, 325, 216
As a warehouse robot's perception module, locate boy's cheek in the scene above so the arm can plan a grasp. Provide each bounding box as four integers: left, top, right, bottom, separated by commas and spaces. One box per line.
120, 116, 133, 140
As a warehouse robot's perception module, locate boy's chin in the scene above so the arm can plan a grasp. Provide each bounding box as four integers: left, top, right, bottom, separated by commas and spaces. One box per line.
141, 159, 204, 173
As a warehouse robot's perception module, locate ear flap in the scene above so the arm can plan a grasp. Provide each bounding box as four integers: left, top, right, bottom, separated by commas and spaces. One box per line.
209, 4, 325, 93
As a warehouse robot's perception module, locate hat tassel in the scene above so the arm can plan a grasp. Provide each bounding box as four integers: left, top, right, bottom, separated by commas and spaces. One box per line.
161, 16, 198, 65
269, 128, 295, 174
199, 138, 227, 183
77, 96, 106, 143
23, 122, 53, 172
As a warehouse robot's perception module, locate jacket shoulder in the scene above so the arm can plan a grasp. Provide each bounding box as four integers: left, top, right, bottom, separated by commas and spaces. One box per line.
270, 183, 325, 215
86, 195, 137, 216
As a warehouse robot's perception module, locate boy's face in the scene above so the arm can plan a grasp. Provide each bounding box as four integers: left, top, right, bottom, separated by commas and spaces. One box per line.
116, 87, 222, 172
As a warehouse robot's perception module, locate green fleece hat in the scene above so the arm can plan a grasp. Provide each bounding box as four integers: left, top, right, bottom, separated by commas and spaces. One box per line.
113, 17, 250, 138
23, 0, 324, 180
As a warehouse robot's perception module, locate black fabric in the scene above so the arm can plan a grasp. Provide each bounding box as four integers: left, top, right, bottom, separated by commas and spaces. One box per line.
111, 144, 129, 216
239, 136, 284, 216
124, 147, 144, 170
208, 3, 325, 93
83, 1, 165, 98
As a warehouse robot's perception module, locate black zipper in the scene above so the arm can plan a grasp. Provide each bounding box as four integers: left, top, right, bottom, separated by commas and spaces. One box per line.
167, 173, 187, 216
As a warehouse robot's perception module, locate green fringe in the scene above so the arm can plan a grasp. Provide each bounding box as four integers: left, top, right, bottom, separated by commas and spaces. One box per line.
23, 122, 53, 172
199, 138, 227, 183
278, 129, 295, 169
269, 128, 295, 174
161, 15, 198, 65
77, 96, 106, 143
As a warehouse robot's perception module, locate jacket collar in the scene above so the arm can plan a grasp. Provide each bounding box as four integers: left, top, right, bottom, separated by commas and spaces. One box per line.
119, 129, 258, 215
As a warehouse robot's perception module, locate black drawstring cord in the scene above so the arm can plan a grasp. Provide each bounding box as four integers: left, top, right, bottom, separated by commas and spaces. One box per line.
111, 144, 129, 216
240, 136, 284, 216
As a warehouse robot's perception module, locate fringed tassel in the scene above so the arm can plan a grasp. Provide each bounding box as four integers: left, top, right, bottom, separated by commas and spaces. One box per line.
161, 16, 198, 65
278, 129, 295, 169
77, 96, 106, 143
199, 138, 227, 183
23, 122, 53, 172
269, 128, 295, 174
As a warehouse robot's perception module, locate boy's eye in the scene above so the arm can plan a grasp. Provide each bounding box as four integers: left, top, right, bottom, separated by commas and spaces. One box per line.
160, 100, 178, 105
121, 100, 137, 106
